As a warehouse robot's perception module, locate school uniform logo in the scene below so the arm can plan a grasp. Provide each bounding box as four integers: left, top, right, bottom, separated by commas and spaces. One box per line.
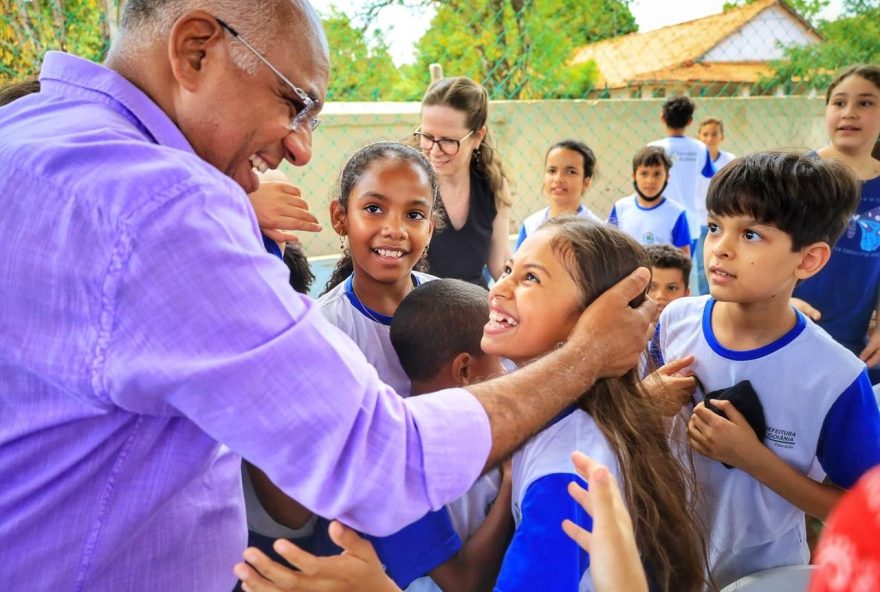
765, 426, 797, 449
847, 206, 880, 252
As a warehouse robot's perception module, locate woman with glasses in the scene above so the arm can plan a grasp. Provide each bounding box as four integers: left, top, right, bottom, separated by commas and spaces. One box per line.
414, 77, 513, 288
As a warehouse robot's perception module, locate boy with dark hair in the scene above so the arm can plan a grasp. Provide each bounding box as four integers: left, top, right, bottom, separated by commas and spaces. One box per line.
646, 244, 691, 314
649, 96, 715, 286
657, 151, 880, 588
392, 279, 505, 390
608, 146, 691, 257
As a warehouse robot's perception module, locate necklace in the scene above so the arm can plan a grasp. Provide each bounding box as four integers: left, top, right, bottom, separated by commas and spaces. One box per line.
348, 276, 396, 326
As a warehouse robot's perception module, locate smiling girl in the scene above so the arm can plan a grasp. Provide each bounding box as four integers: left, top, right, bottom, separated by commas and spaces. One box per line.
485, 218, 706, 592
516, 140, 603, 250
792, 65, 880, 379
320, 142, 438, 396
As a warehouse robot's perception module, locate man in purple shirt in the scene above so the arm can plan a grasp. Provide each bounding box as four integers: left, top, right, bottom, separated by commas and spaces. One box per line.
0, 1, 653, 590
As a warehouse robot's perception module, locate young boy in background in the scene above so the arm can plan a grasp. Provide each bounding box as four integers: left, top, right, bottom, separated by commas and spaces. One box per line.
656, 151, 880, 588
649, 96, 715, 248
608, 146, 691, 257
646, 244, 691, 314
695, 117, 736, 295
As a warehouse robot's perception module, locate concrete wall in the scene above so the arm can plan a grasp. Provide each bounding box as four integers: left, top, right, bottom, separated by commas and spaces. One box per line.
286, 96, 827, 257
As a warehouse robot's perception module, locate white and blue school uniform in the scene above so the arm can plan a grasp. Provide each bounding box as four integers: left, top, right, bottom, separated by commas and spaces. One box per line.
404, 470, 502, 592
318, 271, 504, 589
515, 205, 603, 250
607, 194, 691, 250
648, 136, 715, 241
494, 407, 621, 592
657, 296, 880, 589
318, 271, 433, 397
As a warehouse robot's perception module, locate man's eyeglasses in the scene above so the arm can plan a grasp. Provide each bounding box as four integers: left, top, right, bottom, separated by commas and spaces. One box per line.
413, 128, 474, 156
216, 17, 320, 132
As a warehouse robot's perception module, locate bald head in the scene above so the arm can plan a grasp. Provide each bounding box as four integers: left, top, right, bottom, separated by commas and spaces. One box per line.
115, 0, 327, 74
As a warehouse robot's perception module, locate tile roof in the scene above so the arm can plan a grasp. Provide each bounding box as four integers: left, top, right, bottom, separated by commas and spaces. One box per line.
571, 0, 817, 89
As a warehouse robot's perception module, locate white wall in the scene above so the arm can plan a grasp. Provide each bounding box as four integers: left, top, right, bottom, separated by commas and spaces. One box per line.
703, 4, 819, 62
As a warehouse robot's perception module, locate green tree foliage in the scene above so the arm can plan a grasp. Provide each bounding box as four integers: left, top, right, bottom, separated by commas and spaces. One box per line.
322, 8, 405, 101
398, 0, 637, 100
1, 0, 116, 84
765, 0, 880, 91
723, 0, 830, 25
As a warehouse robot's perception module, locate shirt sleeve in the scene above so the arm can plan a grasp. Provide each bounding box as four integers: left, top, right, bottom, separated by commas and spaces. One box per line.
494, 473, 590, 591
817, 370, 880, 489
608, 205, 619, 226
515, 224, 527, 251
701, 148, 715, 178
366, 508, 461, 588
101, 182, 491, 536
671, 212, 691, 248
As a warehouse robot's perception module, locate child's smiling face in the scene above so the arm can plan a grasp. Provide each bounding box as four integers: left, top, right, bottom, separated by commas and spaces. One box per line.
332, 158, 434, 290
543, 147, 591, 209
482, 228, 583, 366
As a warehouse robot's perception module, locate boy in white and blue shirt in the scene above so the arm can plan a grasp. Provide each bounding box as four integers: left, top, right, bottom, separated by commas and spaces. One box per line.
609, 145, 691, 256
655, 151, 880, 589
648, 95, 715, 245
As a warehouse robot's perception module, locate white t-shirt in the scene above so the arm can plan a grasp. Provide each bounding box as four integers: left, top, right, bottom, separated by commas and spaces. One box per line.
648, 136, 715, 239
607, 195, 691, 249
515, 204, 603, 250
658, 295, 880, 589
495, 408, 622, 592
318, 272, 434, 397
696, 150, 736, 226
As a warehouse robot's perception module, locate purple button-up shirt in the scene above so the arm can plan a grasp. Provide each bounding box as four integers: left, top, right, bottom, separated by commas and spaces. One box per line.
0, 52, 490, 591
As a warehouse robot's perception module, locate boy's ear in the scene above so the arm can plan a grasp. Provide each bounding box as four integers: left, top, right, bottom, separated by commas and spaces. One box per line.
582, 175, 593, 192
329, 201, 347, 236
795, 242, 832, 280
450, 352, 474, 387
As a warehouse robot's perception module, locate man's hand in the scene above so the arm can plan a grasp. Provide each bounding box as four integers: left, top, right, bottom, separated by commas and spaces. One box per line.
688, 400, 762, 470
248, 181, 321, 244
562, 452, 648, 592
642, 355, 697, 416
233, 521, 400, 592
568, 267, 656, 379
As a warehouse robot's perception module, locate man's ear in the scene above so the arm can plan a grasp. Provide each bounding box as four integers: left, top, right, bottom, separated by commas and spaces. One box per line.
795, 242, 832, 280
450, 352, 474, 387
168, 10, 226, 92
329, 201, 347, 236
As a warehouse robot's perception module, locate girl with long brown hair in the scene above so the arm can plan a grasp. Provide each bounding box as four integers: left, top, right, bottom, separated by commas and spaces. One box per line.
483, 217, 706, 591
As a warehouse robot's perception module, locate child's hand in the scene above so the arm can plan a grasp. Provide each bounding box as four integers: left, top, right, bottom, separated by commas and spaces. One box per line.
562, 452, 648, 592
687, 400, 762, 470
643, 355, 696, 416
500, 458, 513, 485
233, 521, 400, 592
248, 181, 322, 245
860, 328, 880, 367
790, 297, 821, 321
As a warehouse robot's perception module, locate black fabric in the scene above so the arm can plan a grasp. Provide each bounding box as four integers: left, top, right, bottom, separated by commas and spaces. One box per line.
427, 168, 497, 288
704, 380, 767, 469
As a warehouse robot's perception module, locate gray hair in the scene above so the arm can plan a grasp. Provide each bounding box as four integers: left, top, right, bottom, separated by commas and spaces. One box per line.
118, 0, 285, 74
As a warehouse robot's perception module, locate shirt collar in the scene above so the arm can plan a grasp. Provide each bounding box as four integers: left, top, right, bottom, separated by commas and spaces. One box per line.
39, 51, 195, 154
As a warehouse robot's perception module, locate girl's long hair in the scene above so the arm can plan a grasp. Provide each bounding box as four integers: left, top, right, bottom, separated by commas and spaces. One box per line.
420, 76, 513, 209
542, 217, 708, 592
322, 142, 441, 295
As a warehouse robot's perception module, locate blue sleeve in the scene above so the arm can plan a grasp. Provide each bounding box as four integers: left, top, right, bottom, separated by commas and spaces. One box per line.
817, 370, 880, 489
671, 212, 691, 248
608, 205, 619, 227
648, 323, 665, 369
515, 224, 527, 251
701, 148, 715, 178
365, 507, 461, 588
494, 473, 590, 591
